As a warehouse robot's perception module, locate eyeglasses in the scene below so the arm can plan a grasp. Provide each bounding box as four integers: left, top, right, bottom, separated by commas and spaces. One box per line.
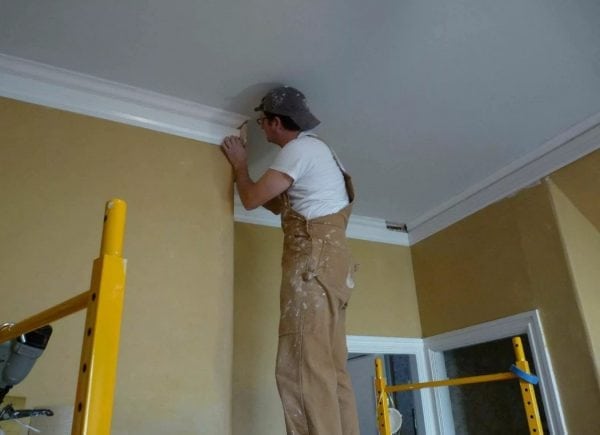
256, 116, 268, 126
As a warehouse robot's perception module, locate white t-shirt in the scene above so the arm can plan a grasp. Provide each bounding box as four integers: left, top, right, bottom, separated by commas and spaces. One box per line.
270, 132, 349, 219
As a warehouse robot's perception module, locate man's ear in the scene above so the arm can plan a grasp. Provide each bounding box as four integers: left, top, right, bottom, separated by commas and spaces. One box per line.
272, 116, 283, 130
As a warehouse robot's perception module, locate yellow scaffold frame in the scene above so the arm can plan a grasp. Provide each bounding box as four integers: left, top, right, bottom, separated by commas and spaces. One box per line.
0, 199, 127, 435
374, 336, 543, 434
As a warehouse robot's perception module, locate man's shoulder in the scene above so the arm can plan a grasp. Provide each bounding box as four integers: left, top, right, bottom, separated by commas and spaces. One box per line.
280, 140, 328, 166
287, 133, 329, 152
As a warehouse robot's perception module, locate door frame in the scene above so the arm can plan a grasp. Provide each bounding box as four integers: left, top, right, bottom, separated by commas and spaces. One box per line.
424, 309, 566, 434
347, 336, 439, 434
348, 310, 566, 434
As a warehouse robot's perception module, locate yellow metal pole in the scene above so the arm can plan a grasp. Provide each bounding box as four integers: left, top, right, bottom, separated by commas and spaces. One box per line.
386, 371, 518, 393
512, 337, 544, 434
374, 358, 392, 435
72, 199, 127, 435
99, 199, 127, 257
0, 291, 89, 343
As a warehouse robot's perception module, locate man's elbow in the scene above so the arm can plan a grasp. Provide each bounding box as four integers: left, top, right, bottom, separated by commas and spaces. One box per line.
240, 196, 261, 210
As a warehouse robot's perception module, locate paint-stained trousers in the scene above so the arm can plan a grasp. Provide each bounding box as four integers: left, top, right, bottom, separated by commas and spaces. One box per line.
276, 205, 360, 435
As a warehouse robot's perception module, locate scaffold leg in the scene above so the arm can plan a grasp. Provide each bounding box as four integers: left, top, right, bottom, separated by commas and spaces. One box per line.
512, 337, 543, 434
71, 199, 127, 435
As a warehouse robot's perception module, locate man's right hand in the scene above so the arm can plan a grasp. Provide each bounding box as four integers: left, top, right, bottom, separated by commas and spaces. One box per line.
221, 135, 248, 171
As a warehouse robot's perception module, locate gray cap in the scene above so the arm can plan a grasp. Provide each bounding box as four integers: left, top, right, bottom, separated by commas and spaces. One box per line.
254, 86, 320, 131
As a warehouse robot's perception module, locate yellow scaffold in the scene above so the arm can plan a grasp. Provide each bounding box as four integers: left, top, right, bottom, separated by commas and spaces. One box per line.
0, 199, 128, 435
374, 336, 543, 434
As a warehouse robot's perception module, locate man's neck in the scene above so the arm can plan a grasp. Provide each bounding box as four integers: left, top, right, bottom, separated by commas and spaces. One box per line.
276, 130, 301, 147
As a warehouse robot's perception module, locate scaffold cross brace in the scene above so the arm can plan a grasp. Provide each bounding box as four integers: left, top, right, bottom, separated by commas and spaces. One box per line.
510, 364, 539, 384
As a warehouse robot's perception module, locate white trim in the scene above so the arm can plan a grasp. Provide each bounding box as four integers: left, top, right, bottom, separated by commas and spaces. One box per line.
346, 215, 410, 246
347, 336, 439, 434
426, 350, 455, 435
234, 197, 410, 246
347, 335, 424, 354
408, 115, 600, 244
424, 310, 567, 434
0, 53, 247, 145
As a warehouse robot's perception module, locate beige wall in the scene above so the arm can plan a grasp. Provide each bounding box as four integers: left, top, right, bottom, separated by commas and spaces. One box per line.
233, 222, 420, 435
411, 181, 600, 433
346, 238, 421, 337
0, 97, 234, 434
550, 150, 600, 232
549, 181, 600, 383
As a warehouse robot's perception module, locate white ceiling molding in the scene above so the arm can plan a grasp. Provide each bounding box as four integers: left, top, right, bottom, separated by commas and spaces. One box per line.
408, 113, 600, 244
234, 197, 410, 246
3, 53, 597, 247
0, 53, 408, 246
0, 53, 247, 145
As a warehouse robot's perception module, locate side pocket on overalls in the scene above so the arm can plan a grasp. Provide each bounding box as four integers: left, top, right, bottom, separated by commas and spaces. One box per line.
315, 240, 353, 305
345, 259, 358, 289
341, 259, 359, 309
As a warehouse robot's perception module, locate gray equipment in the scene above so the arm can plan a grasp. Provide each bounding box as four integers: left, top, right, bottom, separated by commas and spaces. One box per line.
0, 325, 53, 421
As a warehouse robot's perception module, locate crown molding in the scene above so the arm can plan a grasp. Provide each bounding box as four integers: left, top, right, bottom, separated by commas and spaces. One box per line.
3, 53, 597, 246
408, 112, 600, 244
234, 197, 410, 246
0, 54, 408, 246
0, 53, 247, 144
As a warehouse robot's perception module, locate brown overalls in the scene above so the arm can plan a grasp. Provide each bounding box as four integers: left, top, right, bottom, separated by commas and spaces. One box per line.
273, 150, 360, 435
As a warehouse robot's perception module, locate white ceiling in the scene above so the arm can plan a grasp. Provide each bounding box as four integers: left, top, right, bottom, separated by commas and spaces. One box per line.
2, 0, 600, 236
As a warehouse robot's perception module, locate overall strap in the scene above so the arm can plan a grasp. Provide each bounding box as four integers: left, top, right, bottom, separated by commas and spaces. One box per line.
304, 134, 346, 173
305, 133, 355, 203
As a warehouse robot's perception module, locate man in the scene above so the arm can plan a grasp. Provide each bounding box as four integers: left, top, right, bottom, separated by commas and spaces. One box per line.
221, 86, 360, 435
